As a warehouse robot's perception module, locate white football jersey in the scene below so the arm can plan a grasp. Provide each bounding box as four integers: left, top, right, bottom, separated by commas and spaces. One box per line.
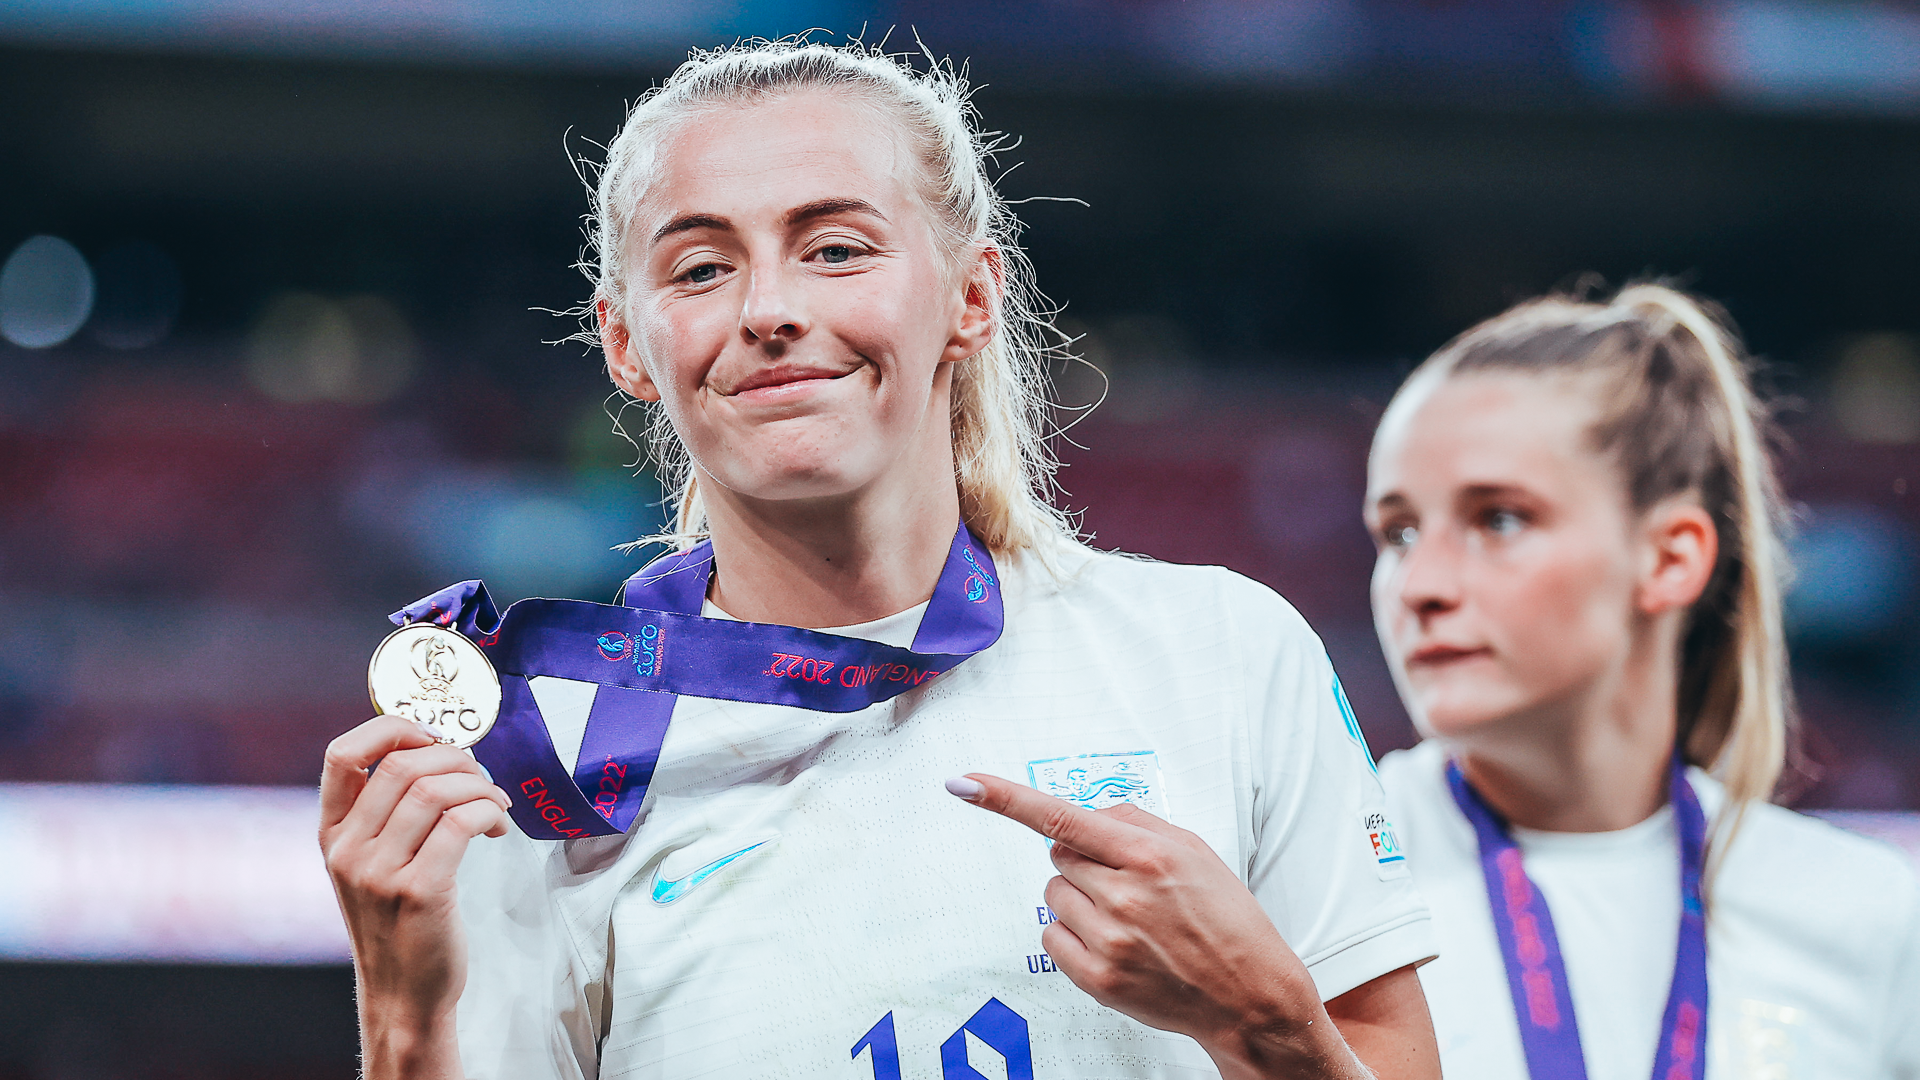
454, 546, 1435, 1080
1382, 739, 1920, 1080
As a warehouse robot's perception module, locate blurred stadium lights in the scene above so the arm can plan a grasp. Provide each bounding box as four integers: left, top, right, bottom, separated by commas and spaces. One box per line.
347, 441, 666, 606
0, 781, 1905, 963
2, 0, 1920, 112
0, 236, 93, 349
1830, 332, 1920, 444
1786, 502, 1918, 643
0, 785, 347, 963
246, 292, 417, 406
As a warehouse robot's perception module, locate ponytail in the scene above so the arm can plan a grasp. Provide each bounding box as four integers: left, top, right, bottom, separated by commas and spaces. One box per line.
1610, 287, 1789, 861
1423, 282, 1791, 877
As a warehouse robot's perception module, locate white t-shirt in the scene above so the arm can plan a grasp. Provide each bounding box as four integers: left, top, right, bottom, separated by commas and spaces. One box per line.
1381, 738, 1920, 1080
453, 546, 1435, 1080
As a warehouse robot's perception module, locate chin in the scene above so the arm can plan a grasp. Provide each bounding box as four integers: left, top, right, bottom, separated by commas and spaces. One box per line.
1403, 682, 1527, 743
710, 452, 883, 505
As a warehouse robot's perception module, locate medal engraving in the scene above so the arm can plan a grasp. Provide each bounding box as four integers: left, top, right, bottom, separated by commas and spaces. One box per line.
367, 624, 501, 749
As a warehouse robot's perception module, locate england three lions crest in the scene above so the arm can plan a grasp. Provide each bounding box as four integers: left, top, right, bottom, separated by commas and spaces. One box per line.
1027, 751, 1169, 820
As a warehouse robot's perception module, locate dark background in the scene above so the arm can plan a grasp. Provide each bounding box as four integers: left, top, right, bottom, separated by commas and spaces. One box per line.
3, 2, 1919, 1074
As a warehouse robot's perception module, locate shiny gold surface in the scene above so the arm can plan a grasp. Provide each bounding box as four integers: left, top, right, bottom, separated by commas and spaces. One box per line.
366, 623, 501, 749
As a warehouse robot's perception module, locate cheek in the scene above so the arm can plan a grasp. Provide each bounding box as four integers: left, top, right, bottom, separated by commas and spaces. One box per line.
629, 303, 733, 420
1473, 543, 1631, 689
832, 262, 954, 369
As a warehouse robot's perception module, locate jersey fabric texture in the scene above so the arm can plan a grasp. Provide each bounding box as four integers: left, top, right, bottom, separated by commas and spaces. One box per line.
453, 546, 1435, 1080
1381, 739, 1920, 1080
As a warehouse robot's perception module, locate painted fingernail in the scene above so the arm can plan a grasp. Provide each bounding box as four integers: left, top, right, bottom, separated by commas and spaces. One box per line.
944, 776, 985, 801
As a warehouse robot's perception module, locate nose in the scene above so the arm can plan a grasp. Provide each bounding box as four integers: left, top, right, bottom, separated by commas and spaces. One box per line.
1388, 528, 1464, 627
738, 262, 808, 347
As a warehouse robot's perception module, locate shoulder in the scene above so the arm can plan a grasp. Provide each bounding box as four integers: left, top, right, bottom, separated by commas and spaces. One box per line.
1015, 544, 1318, 647
1377, 742, 1469, 853
1709, 785, 1920, 932
1377, 740, 1446, 792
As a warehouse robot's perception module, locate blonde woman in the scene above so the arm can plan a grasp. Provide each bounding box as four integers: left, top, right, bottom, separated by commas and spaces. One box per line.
1366, 284, 1920, 1079
319, 41, 1440, 1080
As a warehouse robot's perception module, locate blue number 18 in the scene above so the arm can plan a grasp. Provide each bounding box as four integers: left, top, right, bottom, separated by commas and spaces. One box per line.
853, 999, 1032, 1080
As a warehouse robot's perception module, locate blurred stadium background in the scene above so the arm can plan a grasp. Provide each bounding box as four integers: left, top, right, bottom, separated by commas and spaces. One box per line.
4, 1, 1920, 1075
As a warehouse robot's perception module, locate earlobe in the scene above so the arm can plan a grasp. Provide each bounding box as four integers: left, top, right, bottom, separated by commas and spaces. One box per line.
947, 247, 1002, 362
598, 297, 661, 403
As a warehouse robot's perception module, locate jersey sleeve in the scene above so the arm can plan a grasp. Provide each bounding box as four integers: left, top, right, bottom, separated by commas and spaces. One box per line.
1226, 572, 1437, 1001
455, 829, 606, 1080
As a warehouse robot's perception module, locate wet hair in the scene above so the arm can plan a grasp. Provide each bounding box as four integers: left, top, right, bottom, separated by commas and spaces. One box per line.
577, 37, 1076, 559
1412, 282, 1790, 866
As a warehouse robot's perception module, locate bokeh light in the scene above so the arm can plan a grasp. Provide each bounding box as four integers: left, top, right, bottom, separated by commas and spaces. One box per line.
1829, 332, 1920, 444
245, 291, 416, 404
1786, 502, 1917, 643
0, 235, 93, 349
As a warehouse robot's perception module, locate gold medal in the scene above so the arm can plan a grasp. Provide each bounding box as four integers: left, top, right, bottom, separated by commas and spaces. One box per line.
366, 623, 502, 749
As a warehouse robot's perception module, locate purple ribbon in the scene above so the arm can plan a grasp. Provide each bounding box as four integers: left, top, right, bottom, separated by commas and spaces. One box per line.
1446, 757, 1708, 1080
390, 523, 1003, 840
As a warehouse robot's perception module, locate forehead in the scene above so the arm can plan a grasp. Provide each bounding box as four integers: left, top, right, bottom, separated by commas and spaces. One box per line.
632, 91, 919, 234
1369, 370, 1607, 497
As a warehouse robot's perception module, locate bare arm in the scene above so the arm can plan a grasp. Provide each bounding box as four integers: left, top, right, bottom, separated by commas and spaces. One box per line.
1325, 966, 1438, 1080
319, 714, 512, 1080
950, 773, 1439, 1080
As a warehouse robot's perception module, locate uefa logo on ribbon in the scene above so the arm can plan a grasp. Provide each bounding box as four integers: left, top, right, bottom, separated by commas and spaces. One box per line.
961, 546, 996, 604
597, 631, 634, 662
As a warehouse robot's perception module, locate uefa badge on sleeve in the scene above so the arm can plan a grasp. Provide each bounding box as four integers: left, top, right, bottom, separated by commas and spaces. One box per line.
1362, 811, 1410, 880
367, 623, 502, 749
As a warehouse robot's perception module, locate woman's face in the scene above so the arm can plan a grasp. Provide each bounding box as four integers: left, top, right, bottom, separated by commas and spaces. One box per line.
601, 91, 992, 510
1364, 372, 1647, 742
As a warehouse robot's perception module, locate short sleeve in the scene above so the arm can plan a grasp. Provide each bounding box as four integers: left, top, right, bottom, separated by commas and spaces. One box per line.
1228, 574, 1437, 1001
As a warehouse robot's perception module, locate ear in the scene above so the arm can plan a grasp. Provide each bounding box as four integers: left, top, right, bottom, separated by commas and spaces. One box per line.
1637, 499, 1720, 617
599, 296, 661, 403
942, 244, 1001, 364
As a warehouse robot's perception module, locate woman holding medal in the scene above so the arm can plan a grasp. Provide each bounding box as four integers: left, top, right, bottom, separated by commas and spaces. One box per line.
1364, 283, 1920, 1079
321, 39, 1441, 1080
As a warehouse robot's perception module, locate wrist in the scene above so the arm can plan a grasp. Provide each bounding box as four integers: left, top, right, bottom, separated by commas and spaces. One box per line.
1201, 1003, 1364, 1080
359, 993, 463, 1080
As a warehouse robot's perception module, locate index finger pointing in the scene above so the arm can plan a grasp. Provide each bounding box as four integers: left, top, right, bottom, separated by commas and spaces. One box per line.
947, 773, 1145, 868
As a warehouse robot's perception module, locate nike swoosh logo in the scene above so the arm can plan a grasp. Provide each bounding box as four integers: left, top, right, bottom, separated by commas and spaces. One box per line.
650, 840, 772, 905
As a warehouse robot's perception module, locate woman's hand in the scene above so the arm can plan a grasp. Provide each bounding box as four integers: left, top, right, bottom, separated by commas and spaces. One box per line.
320, 714, 512, 1080
948, 773, 1434, 1080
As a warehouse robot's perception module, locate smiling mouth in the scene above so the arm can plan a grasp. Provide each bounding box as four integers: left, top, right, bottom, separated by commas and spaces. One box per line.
725, 366, 854, 396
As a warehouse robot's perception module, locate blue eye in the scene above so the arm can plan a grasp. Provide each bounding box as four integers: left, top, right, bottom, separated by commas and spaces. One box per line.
1487, 510, 1525, 536
686, 264, 720, 284
818, 245, 852, 264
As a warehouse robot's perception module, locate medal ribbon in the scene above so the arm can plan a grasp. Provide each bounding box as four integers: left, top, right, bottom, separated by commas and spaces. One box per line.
1446, 757, 1709, 1080
389, 523, 1002, 841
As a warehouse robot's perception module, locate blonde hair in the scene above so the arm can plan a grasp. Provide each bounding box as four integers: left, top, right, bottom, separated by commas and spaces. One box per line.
1416, 282, 1791, 868
577, 37, 1077, 559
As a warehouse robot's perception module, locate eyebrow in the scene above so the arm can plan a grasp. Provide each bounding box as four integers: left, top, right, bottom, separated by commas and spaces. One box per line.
1456, 482, 1535, 502
649, 198, 888, 245
651, 213, 731, 244
782, 197, 887, 227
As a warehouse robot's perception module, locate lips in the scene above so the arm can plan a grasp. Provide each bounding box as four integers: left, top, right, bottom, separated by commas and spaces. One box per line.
725, 364, 852, 396
1405, 643, 1492, 667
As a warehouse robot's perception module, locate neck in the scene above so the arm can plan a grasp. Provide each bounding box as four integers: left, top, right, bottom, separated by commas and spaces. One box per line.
697, 460, 963, 631
1452, 619, 1683, 833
